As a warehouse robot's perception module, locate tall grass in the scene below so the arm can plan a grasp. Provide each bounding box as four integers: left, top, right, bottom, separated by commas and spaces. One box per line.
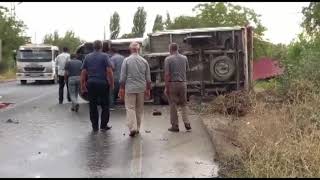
204, 37, 320, 177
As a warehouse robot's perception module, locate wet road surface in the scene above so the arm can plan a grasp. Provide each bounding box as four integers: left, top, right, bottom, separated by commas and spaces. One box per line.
0, 81, 218, 178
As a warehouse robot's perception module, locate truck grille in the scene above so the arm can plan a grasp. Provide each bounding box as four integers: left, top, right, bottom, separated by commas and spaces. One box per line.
24, 67, 45, 72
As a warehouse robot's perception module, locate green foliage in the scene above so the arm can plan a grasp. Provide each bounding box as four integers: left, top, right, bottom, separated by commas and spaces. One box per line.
43, 30, 83, 53
164, 12, 172, 29
109, 11, 120, 39
152, 14, 164, 32
0, 6, 29, 72
120, 33, 135, 39
302, 2, 320, 36
254, 40, 288, 60
194, 2, 265, 34
131, 7, 147, 37
167, 16, 202, 29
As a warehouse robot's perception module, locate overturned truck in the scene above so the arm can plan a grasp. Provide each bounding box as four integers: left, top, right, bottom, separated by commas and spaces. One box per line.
144, 26, 254, 104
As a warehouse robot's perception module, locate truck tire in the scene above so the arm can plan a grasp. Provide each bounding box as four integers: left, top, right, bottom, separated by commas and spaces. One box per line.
153, 88, 168, 105
153, 94, 162, 105
20, 80, 27, 85
210, 55, 235, 81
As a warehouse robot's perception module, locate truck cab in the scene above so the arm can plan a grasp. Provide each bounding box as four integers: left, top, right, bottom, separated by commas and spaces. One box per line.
16, 44, 59, 84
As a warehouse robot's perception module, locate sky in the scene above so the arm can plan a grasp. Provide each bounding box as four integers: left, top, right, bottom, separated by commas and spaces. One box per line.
0, 2, 310, 45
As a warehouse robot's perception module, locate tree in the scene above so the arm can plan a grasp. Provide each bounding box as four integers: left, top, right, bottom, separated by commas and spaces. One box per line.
120, 33, 135, 39
302, 2, 320, 36
164, 12, 172, 29
43, 30, 83, 53
0, 6, 28, 71
152, 14, 164, 32
167, 16, 202, 29
131, 7, 147, 37
109, 12, 120, 39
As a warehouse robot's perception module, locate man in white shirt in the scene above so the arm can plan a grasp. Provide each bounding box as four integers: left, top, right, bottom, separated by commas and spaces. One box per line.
55, 47, 71, 104
119, 42, 151, 137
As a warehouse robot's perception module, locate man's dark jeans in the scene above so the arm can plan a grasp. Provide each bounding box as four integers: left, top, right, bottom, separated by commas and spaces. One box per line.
58, 75, 71, 103
87, 81, 110, 130
110, 81, 120, 107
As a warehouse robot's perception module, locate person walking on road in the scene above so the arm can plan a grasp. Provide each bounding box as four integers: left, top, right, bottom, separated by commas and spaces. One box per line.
164, 43, 192, 132
80, 40, 114, 132
56, 47, 71, 104
119, 42, 151, 137
109, 47, 125, 108
64, 54, 82, 112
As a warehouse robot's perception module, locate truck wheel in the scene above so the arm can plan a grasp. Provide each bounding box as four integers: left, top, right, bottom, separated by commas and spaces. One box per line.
153, 94, 162, 105
210, 55, 235, 81
20, 80, 27, 85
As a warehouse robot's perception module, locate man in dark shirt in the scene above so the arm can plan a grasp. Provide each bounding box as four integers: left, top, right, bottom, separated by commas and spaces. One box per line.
64, 54, 82, 112
80, 40, 114, 132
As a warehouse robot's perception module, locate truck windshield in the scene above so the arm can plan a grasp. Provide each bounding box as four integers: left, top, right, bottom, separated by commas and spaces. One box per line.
17, 50, 52, 62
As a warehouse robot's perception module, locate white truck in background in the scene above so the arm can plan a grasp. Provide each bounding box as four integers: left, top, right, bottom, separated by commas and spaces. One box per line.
15, 44, 59, 84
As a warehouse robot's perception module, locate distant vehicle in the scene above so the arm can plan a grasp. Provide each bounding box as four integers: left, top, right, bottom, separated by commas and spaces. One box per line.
143, 26, 254, 104
15, 44, 59, 84
74, 38, 144, 101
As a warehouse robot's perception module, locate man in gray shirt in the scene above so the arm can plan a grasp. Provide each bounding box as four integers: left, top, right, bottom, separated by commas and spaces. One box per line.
109, 48, 125, 108
164, 43, 191, 132
119, 42, 151, 137
64, 54, 82, 112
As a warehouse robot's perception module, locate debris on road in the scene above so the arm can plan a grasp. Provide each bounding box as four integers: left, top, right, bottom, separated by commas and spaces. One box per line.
0, 102, 13, 109
159, 138, 168, 141
6, 118, 19, 124
152, 109, 162, 116
145, 130, 151, 133
195, 161, 204, 165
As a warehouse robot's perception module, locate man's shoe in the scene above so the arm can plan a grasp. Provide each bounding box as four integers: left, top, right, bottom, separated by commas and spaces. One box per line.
101, 125, 112, 131
110, 108, 115, 111
129, 130, 137, 137
185, 123, 192, 131
59, 101, 63, 104
168, 127, 179, 132
71, 107, 75, 111
92, 128, 99, 132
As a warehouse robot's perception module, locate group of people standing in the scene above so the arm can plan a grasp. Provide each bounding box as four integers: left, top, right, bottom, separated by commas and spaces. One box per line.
55, 40, 191, 137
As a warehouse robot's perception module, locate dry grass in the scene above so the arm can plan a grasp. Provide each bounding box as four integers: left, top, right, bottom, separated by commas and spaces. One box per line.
201, 80, 320, 177
0, 69, 16, 81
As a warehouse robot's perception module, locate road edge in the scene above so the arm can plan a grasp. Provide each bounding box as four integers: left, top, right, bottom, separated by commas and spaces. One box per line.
192, 110, 220, 178
0, 79, 16, 84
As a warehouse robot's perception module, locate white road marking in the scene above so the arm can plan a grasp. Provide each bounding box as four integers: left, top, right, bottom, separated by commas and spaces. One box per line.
131, 137, 143, 177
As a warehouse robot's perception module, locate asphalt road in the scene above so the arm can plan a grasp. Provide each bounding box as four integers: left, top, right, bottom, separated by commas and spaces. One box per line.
0, 81, 218, 178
